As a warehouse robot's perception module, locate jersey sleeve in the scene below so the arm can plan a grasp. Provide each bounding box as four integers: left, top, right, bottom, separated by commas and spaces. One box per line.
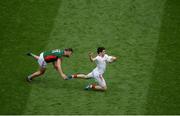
57, 55, 62, 58
57, 50, 64, 58
105, 54, 113, 63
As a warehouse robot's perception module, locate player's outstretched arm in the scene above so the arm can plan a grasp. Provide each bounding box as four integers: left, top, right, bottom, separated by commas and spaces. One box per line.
54, 58, 67, 80
111, 56, 117, 62
107, 55, 117, 63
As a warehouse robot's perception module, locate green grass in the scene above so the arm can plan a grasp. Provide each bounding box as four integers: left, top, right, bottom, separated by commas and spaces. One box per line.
146, 0, 180, 114
0, 0, 60, 114
0, 0, 180, 114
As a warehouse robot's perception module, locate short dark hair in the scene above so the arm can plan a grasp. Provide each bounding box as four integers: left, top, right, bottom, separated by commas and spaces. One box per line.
97, 47, 105, 54
65, 48, 73, 52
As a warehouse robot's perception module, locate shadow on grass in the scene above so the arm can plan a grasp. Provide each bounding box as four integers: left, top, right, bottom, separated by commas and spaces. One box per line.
0, 0, 61, 114
146, 0, 180, 114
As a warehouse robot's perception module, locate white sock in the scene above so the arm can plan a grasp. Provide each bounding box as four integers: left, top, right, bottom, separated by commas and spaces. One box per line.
89, 84, 93, 88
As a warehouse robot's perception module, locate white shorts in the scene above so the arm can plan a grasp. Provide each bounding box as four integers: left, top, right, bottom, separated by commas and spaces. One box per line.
38, 53, 47, 68
87, 70, 106, 88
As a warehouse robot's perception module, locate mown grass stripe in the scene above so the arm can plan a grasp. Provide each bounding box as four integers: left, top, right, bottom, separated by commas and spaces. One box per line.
24, 0, 166, 114
0, 0, 61, 114
146, 0, 180, 114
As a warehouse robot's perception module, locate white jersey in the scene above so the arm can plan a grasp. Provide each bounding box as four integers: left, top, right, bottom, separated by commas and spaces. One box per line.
93, 54, 112, 74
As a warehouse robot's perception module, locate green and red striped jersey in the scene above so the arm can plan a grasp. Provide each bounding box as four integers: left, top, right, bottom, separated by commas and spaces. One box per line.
43, 49, 64, 63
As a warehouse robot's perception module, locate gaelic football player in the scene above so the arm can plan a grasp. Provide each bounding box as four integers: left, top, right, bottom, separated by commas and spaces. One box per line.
70, 47, 117, 91
26, 48, 73, 82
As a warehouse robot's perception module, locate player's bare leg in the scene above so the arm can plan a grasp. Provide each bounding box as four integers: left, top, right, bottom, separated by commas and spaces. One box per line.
27, 67, 46, 82
27, 52, 39, 60
71, 74, 91, 79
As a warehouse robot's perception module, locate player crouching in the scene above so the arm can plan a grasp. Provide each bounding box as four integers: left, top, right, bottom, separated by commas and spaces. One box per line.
26, 48, 73, 82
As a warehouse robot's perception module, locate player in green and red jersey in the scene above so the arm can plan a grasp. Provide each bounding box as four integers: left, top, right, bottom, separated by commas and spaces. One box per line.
26, 48, 73, 82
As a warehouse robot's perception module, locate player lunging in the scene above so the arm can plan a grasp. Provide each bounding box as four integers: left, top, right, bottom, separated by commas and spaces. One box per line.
26, 48, 73, 82
71, 47, 117, 91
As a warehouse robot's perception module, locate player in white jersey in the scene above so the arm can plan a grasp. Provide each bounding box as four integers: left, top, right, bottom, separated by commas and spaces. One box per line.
69, 47, 117, 91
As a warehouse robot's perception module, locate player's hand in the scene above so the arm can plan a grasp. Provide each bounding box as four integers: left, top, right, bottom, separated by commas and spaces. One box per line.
89, 52, 93, 57
61, 74, 67, 80
112, 56, 117, 62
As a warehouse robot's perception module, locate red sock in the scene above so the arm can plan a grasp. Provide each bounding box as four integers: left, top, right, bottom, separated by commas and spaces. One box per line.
73, 74, 77, 78
91, 84, 96, 89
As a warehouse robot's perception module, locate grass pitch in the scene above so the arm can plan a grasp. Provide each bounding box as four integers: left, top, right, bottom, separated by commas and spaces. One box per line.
0, 0, 180, 114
